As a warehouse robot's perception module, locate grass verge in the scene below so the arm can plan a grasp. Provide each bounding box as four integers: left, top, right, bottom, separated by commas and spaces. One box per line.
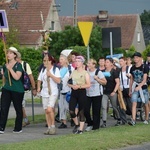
1, 122, 150, 150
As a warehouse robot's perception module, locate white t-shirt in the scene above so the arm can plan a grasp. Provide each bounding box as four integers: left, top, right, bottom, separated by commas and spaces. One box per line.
60, 66, 74, 94
21, 61, 32, 75
86, 69, 105, 97
38, 66, 61, 97
120, 71, 130, 90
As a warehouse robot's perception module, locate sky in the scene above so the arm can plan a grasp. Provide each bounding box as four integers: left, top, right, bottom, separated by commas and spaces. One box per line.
55, 0, 150, 16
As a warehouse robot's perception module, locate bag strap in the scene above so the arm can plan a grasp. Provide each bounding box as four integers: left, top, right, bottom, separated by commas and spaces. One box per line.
126, 66, 129, 85
23, 61, 27, 72
68, 65, 72, 75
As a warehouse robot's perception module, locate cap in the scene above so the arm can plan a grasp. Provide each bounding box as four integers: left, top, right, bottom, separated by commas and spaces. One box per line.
7, 47, 20, 58
76, 55, 85, 63
113, 57, 119, 63
132, 52, 142, 58
61, 49, 73, 57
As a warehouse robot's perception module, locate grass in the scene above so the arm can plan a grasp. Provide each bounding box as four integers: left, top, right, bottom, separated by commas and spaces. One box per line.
1, 123, 150, 150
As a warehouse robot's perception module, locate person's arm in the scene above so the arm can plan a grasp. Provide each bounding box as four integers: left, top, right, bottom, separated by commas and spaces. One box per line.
28, 74, 37, 96
37, 80, 41, 93
129, 74, 133, 96
6, 63, 22, 80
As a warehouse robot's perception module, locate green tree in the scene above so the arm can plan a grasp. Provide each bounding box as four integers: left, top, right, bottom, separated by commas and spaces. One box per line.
140, 10, 150, 25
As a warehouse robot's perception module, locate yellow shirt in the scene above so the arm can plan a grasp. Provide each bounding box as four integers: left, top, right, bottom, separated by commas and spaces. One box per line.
72, 70, 87, 85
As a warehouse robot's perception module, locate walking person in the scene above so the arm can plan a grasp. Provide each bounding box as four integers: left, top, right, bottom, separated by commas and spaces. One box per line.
85, 59, 107, 131
68, 56, 90, 134
0, 47, 24, 134
119, 57, 132, 124
101, 58, 121, 127
128, 52, 149, 126
58, 51, 74, 129
37, 55, 61, 135
16, 53, 37, 127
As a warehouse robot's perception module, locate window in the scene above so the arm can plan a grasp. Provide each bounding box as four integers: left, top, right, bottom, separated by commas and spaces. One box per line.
51, 21, 54, 30
137, 32, 140, 43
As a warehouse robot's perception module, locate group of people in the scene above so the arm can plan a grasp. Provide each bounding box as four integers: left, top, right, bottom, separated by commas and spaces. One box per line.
0, 46, 150, 135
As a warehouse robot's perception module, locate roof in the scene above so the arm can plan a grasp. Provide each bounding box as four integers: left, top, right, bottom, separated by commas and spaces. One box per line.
0, 0, 53, 45
59, 14, 138, 49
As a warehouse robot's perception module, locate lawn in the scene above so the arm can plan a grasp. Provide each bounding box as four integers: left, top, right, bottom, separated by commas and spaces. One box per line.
1, 121, 150, 150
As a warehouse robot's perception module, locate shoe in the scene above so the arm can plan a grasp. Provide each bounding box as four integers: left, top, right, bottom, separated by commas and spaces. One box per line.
85, 126, 93, 132
143, 120, 149, 125
55, 117, 60, 123
49, 127, 56, 135
58, 123, 67, 129
128, 118, 136, 126
72, 125, 79, 133
70, 119, 75, 127
74, 130, 83, 134
45, 124, 48, 127
115, 120, 121, 126
13, 130, 22, 133
44, 129, 50, 135
100, 124, 106, 128
22, 121, 30, 127
0, 127, 4, 134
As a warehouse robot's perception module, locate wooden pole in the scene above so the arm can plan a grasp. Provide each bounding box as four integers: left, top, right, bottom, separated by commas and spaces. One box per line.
1, 31, 11, 86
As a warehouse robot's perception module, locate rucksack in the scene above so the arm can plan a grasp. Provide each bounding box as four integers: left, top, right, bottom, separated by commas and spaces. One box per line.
95, 69, 103, 95
23, 62, 31, 91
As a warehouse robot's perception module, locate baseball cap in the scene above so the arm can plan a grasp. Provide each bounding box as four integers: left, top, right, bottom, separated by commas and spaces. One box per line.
132, 52, 142, 58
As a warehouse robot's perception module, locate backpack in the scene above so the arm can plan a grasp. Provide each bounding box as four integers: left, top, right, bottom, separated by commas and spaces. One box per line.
95, 69, 103, 95
23, 62, 31, 91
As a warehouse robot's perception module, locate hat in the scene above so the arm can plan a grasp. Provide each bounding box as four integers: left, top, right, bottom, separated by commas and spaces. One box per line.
147, 53, 150, 57
61, 49, 73, 57
76, 55, 85, 63
7, 47, 20, 58
132, 52, 142, 58
113, 57, 119, 63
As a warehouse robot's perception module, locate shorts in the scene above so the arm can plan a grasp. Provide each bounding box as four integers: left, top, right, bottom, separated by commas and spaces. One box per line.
42, 95, 58, 109
131, 89, 149, 104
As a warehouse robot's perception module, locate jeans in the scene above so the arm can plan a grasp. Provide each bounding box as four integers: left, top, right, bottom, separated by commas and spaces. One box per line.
131, 89, 149, 104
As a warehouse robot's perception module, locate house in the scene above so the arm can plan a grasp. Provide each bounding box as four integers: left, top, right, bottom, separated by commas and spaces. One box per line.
0, 0, 61, 47
59, 11, 146, 52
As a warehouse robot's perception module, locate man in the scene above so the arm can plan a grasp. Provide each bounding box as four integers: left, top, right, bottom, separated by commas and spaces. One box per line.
128, 52, 149, 126
16, 53, 37, 127
98, 57, 105, 72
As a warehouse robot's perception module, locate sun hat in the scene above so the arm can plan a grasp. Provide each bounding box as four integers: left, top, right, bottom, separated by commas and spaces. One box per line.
61, 49, 73, 57
7, 47, 20, 58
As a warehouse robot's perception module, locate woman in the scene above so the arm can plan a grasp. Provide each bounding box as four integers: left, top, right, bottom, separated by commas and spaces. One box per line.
58, 53, 73, 129
0, 47, 24, 134
68, 56, 90, 134
37, 55, 61, 135
85, 59, 107, 131
101, 58, 121, 127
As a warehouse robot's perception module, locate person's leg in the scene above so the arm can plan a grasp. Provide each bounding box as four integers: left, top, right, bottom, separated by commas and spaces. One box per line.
84, 96, 92, 127
92, 96, 102, 130
101, 94, 109, 127
143, 89, 149, 121
12, 91, 24, 131
58, 94, 68, 128
0, 88, 12, 132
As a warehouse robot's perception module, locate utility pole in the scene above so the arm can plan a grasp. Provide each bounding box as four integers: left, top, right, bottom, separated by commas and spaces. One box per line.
73, 0, 77, 26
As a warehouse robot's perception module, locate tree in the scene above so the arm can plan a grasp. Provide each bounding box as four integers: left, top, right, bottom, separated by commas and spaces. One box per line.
140, 10, 150, 25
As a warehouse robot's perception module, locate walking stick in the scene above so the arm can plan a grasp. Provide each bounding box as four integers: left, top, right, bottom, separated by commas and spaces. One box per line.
0, 31, 11, 86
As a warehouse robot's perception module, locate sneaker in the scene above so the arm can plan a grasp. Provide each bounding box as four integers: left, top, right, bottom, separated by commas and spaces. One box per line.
143, 120, 149, 125
115, 120, 121, 126
49, 127, 56, 135
70, 119, 75, 127
55, 117, 60, 123
58, 123, 67, 129
74, 130, 83, 134
22, 121, 30, 127
72, 125, 79, 133
100, 124, 106, 128
44, 129, 50, 135
13, 130, 22, 133
0, 127, 4, 134
85, 126, 93, 132
128, 119, 136, 126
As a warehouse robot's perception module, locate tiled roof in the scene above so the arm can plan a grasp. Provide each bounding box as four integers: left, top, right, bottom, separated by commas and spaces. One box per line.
60, 14, 138, 49
0, 0, 53, 45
